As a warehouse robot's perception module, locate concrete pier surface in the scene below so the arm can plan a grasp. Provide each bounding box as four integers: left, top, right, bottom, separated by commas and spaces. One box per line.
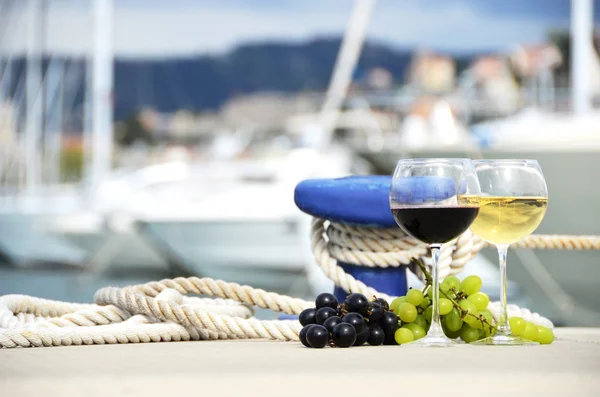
1, 328, 598, 397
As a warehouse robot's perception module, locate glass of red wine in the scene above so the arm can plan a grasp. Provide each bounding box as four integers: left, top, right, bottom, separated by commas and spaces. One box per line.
390, 158, 481, 347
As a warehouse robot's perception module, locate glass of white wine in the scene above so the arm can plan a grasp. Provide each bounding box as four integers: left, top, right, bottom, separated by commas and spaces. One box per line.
459, 159, 548, 345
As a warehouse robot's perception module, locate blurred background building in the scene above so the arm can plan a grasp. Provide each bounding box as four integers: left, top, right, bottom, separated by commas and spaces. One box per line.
1, 0, 600, 325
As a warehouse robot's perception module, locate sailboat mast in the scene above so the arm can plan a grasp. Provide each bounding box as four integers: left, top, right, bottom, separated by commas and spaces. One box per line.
88, 0, 114, 193
24, 0, 43, 192
571, 0, 594, 115
0, 1, 16, 101
318, 0, 376, 149
0, 57, 12, 103
44, 59, 64, 186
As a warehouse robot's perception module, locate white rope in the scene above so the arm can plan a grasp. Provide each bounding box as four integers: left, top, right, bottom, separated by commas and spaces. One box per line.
317, 219, 598, 288
487, 302, 554, 329
0, 287, 303, 348
310, 219, 600, 330
2, 216, 598, 348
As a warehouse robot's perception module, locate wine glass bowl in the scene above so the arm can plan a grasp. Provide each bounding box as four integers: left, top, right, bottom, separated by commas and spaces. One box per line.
462, 159, 548, 345
390, 158, 481, 347
461, 160, 547, 245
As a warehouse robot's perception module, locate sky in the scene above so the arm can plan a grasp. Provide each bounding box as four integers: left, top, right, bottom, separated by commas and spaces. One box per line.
0, 0, 597, 58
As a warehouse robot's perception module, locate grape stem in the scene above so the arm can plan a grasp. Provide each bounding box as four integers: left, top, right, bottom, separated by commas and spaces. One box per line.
410, 258, 498, 331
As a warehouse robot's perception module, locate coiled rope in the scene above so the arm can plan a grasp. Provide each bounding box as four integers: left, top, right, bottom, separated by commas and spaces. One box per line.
1, 218, 598, 348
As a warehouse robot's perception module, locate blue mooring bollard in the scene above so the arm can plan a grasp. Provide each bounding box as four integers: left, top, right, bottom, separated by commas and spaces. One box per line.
294, 175, 409, 301
333, 262, 408, 303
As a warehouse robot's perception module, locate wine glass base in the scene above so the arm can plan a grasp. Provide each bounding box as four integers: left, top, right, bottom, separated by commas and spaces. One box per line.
404, 334, 460, 348
471, 334, 539, 346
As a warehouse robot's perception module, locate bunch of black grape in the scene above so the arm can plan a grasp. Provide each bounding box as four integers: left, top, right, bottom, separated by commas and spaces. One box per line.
298, 292, 400, 348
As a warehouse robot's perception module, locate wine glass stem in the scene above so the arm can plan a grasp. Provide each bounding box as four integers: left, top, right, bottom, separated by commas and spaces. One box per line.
429, 244, 444, 337
496, 244, 511, 336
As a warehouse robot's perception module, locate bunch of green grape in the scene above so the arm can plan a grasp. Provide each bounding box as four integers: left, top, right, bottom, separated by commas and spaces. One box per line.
389, 275, 555, 344
507, 316, 554, 344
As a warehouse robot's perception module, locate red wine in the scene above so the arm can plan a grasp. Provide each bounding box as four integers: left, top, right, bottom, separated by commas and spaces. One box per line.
391, 207, 479, 244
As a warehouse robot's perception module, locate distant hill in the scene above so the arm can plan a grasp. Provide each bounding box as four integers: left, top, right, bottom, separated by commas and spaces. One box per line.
112, 38, 414, 119
4, 38, 417, 122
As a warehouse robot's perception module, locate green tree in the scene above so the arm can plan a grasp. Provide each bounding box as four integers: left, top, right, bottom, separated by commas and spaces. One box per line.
547, 29, 570, 82
117, 111, 153, 146
60, 147, 83, 182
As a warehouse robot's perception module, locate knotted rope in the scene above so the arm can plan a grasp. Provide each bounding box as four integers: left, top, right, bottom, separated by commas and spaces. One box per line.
310, 219, 600, 300
1, 217, 598, 348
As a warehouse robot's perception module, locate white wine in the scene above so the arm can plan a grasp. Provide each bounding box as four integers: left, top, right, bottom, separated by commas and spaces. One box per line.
458, 196, 548, 245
